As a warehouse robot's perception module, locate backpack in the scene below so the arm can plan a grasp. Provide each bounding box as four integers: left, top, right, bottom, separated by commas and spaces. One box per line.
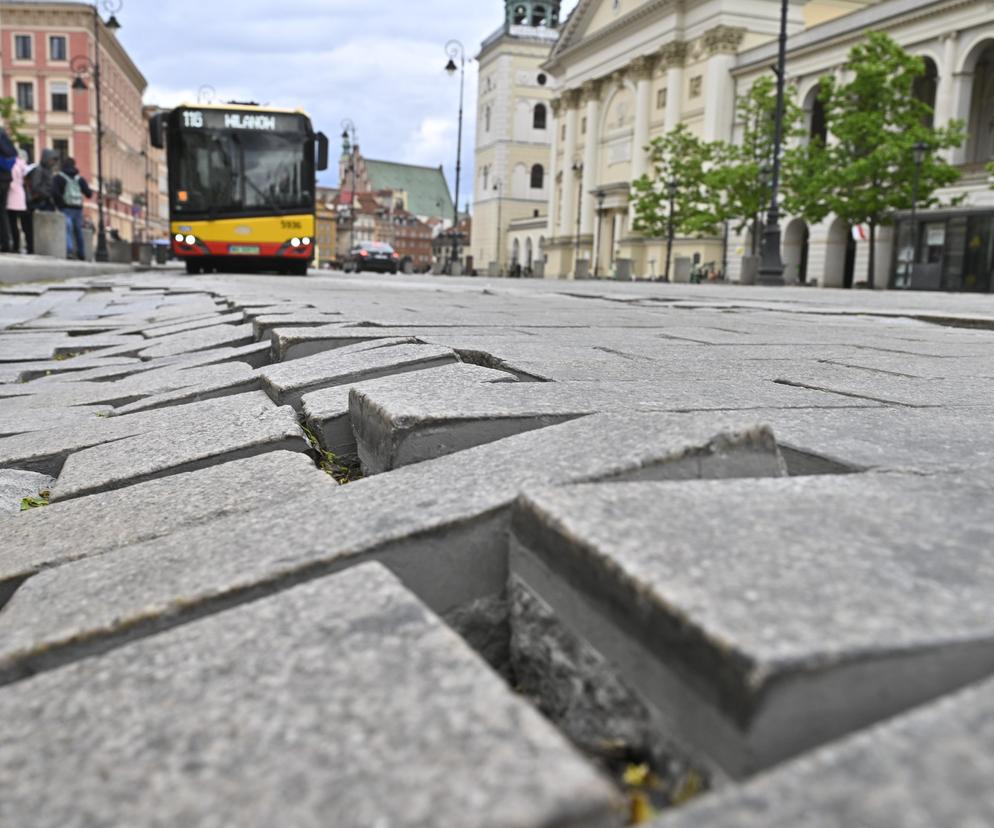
59, 172, 84, 207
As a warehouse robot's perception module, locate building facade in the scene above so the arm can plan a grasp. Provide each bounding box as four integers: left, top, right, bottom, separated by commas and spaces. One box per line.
485, 0, 994, 290
471, 0, 561, 276
1, 0, 151, 244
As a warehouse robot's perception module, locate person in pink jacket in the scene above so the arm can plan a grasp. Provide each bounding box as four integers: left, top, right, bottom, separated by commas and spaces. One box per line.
7, 150, 32, 255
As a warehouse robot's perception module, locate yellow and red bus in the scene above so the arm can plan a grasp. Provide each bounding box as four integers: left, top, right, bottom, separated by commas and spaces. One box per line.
150, 104, 329, 276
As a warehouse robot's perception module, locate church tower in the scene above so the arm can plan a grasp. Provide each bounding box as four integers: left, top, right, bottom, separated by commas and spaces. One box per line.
470, 0, 561, 275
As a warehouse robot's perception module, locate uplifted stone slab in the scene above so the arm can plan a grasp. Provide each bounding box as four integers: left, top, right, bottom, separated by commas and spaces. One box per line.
260, 342, 458, 408
110, 364, 260, 415
0, 452, 330, 588
51, 393, 307, 501
270, 323, 422, 360
0, 469, 54, 517
510, 474, 994, 779
0, 564, 619, 828
656, 673, 994, 828
302, 362, 515, 461
139, 311, 246, 338
0, 413, 786, 683
137, 323, 256, 360
251, 312, 342, 340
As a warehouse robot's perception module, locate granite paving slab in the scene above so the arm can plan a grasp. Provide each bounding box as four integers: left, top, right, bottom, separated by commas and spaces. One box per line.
50, 393, 307, 501
0, 564, 621, 828
259, 342, 459, 408
0, 452, 331, 589
0, 469, 54, 517
0, 413, 787, 684
270, 323, 426, 360
0, 402, 114, 438
137, 322, 257, 360
510, 474, 994, 779
137, 311, 246, 338
654, 672, 994, 828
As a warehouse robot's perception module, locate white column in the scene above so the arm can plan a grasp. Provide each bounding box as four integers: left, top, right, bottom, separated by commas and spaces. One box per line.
630, 58, 654, 183
949, 69, 974, 166
548, 99, 561, 239
703, 53, 737, 141
934, 33, 959, 128
664, 65, 683, 132
560, 96, 579, 237
580, 81, 601, 236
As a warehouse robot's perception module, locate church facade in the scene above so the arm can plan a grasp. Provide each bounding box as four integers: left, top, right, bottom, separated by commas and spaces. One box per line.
473, 0, 994, 290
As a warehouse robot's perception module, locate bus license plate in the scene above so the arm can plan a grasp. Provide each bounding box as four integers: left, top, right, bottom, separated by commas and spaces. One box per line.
230, 245, 260, 255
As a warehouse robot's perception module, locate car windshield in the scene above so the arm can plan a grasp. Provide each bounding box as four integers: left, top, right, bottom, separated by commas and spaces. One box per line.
173, 129, 312, 217
361, 243, 393, 253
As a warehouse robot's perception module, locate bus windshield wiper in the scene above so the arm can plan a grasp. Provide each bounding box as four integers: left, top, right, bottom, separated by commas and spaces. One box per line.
230, 132, 288, 216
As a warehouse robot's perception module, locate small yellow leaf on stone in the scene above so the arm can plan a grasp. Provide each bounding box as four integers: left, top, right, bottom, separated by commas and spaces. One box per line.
623, 763, 650, 787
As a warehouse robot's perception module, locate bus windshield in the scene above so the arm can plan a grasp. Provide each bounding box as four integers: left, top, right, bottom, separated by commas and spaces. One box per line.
173, 128, 313, 217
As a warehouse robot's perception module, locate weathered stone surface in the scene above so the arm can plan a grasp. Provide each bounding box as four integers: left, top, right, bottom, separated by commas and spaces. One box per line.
510, 475, 994, 779
0, 402, 113, 437
260, 341, 458, 408
655, 673, 994, 828
50, 393, 308, 501
0, 564, 621, 828
0, 469, 54, 517
0, 451, 330, 588
270, 323, 422, 360
138, 311, 246, 339
0, 413, 786, 684
137, 323, 256, 359
302, 361, 516, 461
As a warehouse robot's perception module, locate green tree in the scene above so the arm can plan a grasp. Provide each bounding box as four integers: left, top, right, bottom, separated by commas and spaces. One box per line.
631, 124, 725, 241
814, 32, 965, 287
715, 76, 806, 255
0, 98, 29, 146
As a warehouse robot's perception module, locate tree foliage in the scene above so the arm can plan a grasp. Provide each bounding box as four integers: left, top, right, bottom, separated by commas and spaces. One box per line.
0, 98, 29, 146
630, 124, 725, 240
806, 32, 965, 286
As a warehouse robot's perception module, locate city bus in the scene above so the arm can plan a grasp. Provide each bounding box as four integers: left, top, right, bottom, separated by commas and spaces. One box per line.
150, 104, 329, 276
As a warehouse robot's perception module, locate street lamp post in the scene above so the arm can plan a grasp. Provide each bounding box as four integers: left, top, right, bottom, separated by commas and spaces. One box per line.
908, 140, 929, 289
197, 84, 216, 105
572, 161, 583, 277
493, 180, 502, 276
757, 0, 789, 286
341, 119, 358, 254
70, 0, 122, 263
665, 177, 678, 283
593, 190, 605, 278
445, 40, 466, 275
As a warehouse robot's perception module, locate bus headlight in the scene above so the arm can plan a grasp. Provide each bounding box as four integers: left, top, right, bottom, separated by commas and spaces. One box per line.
174, 233, 185, 243
290, 238, 302, 248
302, 237, 311, 246
184, 235, 196, 246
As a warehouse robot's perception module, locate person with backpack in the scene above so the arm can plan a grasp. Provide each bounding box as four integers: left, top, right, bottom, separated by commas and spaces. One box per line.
7, 150, 33, 254
54, 156, 93, 260
0, 125, 17, 254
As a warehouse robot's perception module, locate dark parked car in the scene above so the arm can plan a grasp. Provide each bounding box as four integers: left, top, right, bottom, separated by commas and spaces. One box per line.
343, 241, 400, 274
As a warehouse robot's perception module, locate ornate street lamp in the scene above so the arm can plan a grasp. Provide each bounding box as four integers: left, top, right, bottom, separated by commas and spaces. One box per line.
665, 177, 678, 283
493, 179, 503, 275
593, 190, 606, 278
444, 40, 466, 275
757, 0, 789, 286
197, 84, 216, 105
69, 0, 123, 263
341, 119, 358, 255
571, 160, 583, 277
907, 140, 930, 289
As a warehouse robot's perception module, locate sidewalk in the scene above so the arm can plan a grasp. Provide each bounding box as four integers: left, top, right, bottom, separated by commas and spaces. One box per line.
0, 253, 138, 286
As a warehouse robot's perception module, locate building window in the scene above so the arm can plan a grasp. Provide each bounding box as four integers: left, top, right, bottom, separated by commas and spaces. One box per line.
14, 35, 33, 61
561, 124, 566, 140
581, 117, 587, 135
53, 138, 70, 160
50, 81, 69, 113
16, 82, 34, 111
49, 35, 67, 62
657, 88, 667, 109
530, 164, 544, 189
533, 103, 547, 130
485, 105, 491, 132
689, 76, 703, 99
21, 139, 35, 164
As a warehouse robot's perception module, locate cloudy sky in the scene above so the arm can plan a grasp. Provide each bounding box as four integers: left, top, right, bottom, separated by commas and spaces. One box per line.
103, 0, 580, 206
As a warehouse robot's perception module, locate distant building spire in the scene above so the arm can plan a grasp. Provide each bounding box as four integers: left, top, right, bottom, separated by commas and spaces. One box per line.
505, 0, 561, 29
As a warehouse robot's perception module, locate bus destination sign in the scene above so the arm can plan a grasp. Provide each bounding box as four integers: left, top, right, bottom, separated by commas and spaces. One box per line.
179, 109, 305, 133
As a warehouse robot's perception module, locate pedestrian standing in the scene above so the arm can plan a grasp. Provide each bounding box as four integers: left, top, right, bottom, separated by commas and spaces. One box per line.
0, 125, 17, 254
28, 150, 59, 214
7, 150, 33, 254
54, 156, 93, 260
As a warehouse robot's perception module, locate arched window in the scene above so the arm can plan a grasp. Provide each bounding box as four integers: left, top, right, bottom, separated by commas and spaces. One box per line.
485, 105, 491, 132
913, 57, 939, 128
513, 4, 528, 24
532, 4, 547, 26
530, 164, 544, 189
533, 103, 547, 130
482, 165, 489, 192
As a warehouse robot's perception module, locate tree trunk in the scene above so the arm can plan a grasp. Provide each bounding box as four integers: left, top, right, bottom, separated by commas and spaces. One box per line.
868, 219, 876, 289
